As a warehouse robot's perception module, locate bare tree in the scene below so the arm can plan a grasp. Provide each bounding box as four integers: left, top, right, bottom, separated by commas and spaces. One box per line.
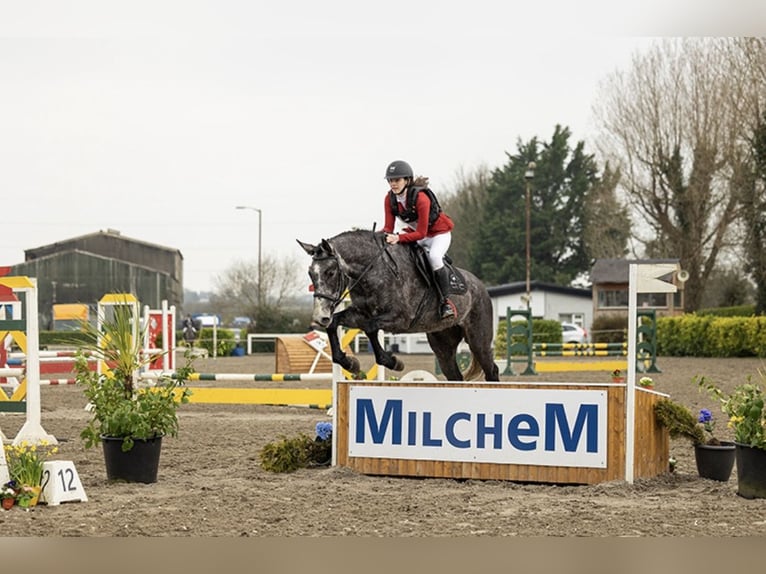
594, 38, 746, 311
211, 254, 306, 330
728, 38, 766, 313
440, 164, 492, 269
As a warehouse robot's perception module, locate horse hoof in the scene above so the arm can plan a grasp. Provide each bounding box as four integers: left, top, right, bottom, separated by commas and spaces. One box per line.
392, 357, 405, 371
347, 356, 361, 373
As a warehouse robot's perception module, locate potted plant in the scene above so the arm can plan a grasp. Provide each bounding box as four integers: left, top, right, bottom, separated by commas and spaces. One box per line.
73, 298, 194, 483
1, 482, 17, 510
611, 369, 625, 383
3, 440, 59, 506
638, 376, 655, 390
698, 373, 766, 498
653, 398, 735, 481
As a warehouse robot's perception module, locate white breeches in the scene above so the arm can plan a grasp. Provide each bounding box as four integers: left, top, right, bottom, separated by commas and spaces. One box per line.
417, 232, 451, 271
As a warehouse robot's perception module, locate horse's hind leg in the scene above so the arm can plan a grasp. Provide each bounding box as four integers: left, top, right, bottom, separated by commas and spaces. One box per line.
427, 327, 464, 381
463, 320, 500, 382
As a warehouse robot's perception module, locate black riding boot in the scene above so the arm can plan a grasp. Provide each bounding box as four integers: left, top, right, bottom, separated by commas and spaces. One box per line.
434, 267, 455, 319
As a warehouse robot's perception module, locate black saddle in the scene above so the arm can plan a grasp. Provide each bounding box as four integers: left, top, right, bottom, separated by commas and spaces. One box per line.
409, 245, 468, 295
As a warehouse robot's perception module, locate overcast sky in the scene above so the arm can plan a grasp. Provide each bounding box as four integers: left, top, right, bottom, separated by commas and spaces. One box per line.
1, 1, 761, 295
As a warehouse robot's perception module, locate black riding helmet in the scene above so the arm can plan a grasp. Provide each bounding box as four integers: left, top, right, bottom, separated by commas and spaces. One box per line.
384, 160, 413, 180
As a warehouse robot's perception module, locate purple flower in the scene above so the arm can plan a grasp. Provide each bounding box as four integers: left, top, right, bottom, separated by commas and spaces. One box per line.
698, 409, 713, 424
315, 422, 333, 441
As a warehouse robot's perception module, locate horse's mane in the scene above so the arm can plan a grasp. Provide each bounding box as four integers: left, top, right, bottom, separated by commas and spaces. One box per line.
330, 228, 385, 248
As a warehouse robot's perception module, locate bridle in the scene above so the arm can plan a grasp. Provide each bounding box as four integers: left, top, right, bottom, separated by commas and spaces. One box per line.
310, 252, 349, 311
311, 236, 394, 313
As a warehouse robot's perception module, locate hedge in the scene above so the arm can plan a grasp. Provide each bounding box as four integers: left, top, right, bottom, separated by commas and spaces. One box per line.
655, 315, 766, 357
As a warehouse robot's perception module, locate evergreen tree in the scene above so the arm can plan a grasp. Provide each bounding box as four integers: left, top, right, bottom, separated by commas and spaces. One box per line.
470, 125, 620, 286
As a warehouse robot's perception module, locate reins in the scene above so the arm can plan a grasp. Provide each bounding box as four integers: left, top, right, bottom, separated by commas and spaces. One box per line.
311, 233, 394, 312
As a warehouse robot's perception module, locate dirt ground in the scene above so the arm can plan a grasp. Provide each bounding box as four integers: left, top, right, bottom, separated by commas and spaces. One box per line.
1, 352, 766, 537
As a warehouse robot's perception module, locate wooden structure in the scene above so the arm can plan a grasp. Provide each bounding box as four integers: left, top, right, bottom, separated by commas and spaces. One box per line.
334, 379, 668, 485
275, 335, 353, 374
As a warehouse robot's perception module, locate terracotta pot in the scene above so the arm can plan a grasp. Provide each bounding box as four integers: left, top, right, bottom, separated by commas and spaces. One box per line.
694, 441, 735, 481
1, 497, 14, 510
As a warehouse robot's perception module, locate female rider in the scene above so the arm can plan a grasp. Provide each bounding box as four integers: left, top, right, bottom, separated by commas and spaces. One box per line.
381, 159, 455, 319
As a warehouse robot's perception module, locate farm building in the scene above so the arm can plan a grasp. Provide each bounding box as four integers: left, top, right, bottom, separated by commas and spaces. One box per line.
590, 258, 685, 321
9, 229, 183, 330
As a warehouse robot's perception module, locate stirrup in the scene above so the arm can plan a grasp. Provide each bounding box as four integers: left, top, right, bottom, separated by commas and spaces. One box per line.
440, 300, 455, 318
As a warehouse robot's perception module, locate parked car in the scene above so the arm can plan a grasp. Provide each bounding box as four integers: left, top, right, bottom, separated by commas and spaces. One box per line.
561, 322, 588, 344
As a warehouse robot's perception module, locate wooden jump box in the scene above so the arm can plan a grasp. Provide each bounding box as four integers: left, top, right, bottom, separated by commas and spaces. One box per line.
334, 380, 668, 485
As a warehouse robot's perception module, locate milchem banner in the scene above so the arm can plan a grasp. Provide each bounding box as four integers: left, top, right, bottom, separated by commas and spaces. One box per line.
348, 386, 608, 468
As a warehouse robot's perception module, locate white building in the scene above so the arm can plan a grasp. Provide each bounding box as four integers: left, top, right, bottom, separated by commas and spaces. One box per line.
486, 280, 593, 340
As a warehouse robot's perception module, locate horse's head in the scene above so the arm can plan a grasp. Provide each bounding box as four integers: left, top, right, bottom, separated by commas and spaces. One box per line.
297, 238, 346, 328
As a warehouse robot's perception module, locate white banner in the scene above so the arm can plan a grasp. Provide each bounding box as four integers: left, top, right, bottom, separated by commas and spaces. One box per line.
348, 386, 608, 468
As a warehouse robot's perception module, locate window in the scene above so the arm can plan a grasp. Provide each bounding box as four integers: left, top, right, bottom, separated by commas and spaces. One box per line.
638, 293, 668, 308
597, 289, 629, 308
598, 289, 670, 309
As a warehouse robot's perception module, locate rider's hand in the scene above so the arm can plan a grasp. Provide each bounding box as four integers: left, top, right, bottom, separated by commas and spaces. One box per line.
386, 234, 399, 244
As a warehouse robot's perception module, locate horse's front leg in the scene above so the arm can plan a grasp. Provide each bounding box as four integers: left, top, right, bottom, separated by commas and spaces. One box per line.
365, 330, 405, 372
326, 318, 361, 374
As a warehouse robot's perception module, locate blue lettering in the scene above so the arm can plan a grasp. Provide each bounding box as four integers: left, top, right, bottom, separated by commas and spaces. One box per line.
507, 413, 539, 451
544, 403, 598, 452
355, 399, 402, 444
407, 411, 417, 446
422, 412, 442, 446
445, 412, 471, 448
477, 413, 503, 449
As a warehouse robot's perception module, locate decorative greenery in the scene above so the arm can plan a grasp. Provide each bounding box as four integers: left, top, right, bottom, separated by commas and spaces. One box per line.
612, 369, 622, 379
73, 298, 194, 452
698, 373, 766, 450
259, 422, 332, 473
4, 440, 59, 486
653, 398, 707, 445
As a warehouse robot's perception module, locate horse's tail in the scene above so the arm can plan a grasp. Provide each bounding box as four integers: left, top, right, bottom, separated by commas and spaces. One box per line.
462, 355, 483, 381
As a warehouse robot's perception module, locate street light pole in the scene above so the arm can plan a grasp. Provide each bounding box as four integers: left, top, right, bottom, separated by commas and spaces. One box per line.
524, 162, 536, 310
235, 205, 263, 307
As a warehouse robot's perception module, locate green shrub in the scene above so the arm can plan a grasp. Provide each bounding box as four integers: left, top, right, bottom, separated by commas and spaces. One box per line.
656, 314, 766, 357
259, 433, 332, 473
197, 328, 236, 357
696, 305, 756, 317
591, 314, 627, 344
494, 318, 572, 358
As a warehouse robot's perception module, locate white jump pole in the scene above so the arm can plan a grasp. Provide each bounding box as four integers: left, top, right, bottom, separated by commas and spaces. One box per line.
625, 262, 679, 484
12, 277, 58, 446
625, 264, 638, 484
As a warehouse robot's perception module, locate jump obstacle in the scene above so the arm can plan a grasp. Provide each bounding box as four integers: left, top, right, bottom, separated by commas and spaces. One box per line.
500, 307, 660, 376
333, 264, 680, 485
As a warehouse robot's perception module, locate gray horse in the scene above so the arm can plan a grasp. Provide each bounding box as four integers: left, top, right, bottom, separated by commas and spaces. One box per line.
298, 229, 499, 381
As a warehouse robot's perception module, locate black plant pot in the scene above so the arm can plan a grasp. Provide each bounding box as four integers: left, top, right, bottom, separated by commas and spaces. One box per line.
735, 442, 766, 499
101, 435, 163, 484
694, 441, 735, 481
